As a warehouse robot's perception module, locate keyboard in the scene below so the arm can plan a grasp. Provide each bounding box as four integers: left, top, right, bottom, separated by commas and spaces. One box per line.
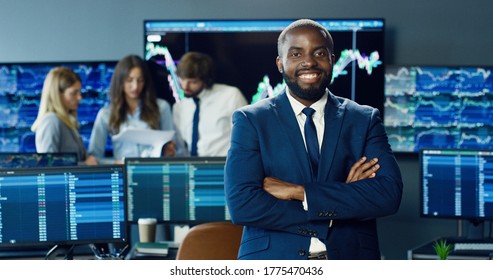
454, 242, 493, 251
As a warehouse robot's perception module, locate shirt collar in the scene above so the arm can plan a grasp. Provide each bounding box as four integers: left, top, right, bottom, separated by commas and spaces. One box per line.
286, 88, 328, 118
194, 85, 213, 100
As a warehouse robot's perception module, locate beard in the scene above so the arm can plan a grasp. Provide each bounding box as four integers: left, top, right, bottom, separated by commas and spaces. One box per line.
183, 90, 199, 98
282, 70, 331, 102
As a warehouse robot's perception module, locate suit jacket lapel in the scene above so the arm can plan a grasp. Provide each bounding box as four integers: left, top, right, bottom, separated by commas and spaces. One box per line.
271, 92, 313, 182
318, 92, 345, 181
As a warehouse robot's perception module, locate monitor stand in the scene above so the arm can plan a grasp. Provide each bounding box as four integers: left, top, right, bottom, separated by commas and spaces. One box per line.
466, 220, 485, 240
45, 244, 75, 260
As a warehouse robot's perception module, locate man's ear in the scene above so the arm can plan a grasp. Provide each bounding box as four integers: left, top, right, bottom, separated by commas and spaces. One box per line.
276, 56, 283, 73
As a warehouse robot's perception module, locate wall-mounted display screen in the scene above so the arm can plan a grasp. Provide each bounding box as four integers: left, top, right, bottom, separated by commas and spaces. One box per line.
0, 152, 78, 168
385, 66, 493, 152
144, 19, 385, 113
0, 61, 116, 153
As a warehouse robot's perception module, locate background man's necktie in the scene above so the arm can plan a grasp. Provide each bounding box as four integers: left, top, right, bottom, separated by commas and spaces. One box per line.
191, 97, 200, 156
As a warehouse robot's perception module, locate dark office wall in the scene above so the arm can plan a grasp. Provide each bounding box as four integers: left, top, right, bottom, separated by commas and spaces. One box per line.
1, 0, 491, 65
1, 0, 492, 259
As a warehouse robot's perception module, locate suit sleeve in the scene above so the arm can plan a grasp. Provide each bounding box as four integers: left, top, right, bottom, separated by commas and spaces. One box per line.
225, 109, 329, 238
305, 108, 403, 221
88, 108, 109, 159
35, 114, 61, 153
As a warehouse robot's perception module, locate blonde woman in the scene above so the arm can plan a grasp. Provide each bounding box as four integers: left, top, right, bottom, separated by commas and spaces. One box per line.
31, 67, 98, 165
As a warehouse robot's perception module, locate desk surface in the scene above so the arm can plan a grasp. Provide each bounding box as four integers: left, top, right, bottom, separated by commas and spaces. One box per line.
0, 243, 128, 260
0, 246, 97, 260
0, 242, 179, 260
408, 237, 493, 260
125, 245, 178, 260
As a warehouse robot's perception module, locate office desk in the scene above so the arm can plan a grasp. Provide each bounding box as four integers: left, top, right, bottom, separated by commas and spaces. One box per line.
125, 243, 178, 260
0, 246, 97, 260
0, 243, 128, 260
408, 237, 493, 260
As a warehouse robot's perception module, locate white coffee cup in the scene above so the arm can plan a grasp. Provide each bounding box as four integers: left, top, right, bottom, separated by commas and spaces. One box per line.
138, 218, 157, 243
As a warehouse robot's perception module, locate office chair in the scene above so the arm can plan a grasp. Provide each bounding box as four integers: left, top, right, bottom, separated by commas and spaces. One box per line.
175, 222, 243, 260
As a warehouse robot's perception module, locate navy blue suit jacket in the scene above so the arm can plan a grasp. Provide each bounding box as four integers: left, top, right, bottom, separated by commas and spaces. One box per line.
225, 91, 403, 260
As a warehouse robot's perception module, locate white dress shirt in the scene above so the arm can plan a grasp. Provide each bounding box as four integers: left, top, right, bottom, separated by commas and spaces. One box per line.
172, 83, 247, 156
286, 89, 328, 254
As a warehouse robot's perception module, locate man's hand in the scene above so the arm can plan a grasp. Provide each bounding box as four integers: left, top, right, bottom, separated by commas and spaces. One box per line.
263, 156, 379, 201
346, 157, 380, 183
84, 155, 99, 166
263, 177, 305, 201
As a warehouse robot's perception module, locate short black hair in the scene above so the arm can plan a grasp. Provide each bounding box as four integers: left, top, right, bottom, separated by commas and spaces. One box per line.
277, 19, 334, 56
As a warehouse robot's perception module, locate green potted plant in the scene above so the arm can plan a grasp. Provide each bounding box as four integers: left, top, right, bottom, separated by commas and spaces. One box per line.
433, 239, 453, 260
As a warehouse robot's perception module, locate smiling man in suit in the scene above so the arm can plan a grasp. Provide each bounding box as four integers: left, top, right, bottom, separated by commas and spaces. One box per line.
224, 19, 403, 260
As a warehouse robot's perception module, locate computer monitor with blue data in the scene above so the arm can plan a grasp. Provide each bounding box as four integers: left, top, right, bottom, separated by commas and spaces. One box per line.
124, 157, 230, 224
144, 19, 385, 112
0, 165, 127, 249
0, 61, 116, 154
420, 149, 493, 221
0, 152, 78, 168
384, 66, 493, 152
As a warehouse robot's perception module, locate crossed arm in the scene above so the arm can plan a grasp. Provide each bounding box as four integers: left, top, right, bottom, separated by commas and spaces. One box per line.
263, 157, 380, 201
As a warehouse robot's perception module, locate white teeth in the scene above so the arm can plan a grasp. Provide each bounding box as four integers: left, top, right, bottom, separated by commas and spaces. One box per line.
299, 73, 317, 79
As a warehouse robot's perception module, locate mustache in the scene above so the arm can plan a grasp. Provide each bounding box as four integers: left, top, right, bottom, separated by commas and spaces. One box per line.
295, 67, 325, 75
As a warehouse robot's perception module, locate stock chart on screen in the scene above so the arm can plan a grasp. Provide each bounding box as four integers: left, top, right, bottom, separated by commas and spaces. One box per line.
384, 66, 493, 152
0, 61, 116, 153
144, 19, 385, 112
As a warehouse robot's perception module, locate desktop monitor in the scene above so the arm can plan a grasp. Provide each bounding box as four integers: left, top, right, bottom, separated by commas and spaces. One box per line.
0, 152, 78, 168
0, 165, 127, 249
420, 149, 493, 221
384, 65, 493, 153
124, 157, 230, 224
0, 61, 116, 154
143, 19, 385, 113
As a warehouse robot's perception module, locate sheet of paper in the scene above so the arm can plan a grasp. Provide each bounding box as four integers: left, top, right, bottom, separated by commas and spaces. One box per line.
111, 128, 175, 146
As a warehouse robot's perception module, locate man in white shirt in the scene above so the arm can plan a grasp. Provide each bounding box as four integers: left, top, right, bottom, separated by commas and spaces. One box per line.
173, 52, 248, 156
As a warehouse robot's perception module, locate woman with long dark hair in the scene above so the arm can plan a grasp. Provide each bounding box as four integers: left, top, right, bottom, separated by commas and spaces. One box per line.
89, 55, 179, 162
